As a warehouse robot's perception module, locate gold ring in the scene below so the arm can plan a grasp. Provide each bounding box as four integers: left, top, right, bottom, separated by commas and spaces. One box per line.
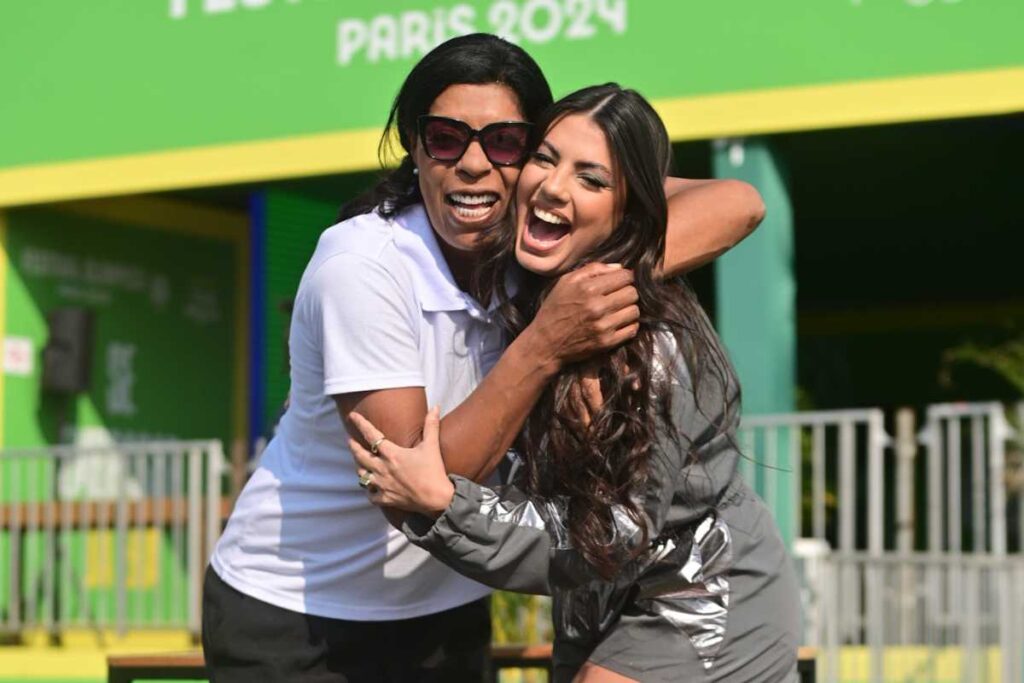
358, 471, 374, 489
369, 437, 386, 455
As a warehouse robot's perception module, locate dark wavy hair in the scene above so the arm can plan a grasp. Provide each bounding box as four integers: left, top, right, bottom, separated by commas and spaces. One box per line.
339, 34, 553, 221
482, 84, 738, 579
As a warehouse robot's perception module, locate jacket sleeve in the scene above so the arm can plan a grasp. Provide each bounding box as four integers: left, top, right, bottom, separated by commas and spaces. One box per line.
400, 475, 559, 595
400, 411, 695, 595
401, 340, 741, 593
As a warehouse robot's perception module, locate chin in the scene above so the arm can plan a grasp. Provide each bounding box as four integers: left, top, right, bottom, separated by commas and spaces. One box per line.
514, 247, 563, 278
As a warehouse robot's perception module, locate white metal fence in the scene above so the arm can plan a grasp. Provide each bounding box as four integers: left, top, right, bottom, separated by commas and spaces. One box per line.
2, 400, 1022, 674
741, 401, 1024, 683
798, 551, 1024, 683
739, 408, 891, 554
0, 440, 224, 637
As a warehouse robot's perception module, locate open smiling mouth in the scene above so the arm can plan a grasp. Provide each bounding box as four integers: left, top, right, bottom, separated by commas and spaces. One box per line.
523, 205, 570, 252
445, 192, 499, 219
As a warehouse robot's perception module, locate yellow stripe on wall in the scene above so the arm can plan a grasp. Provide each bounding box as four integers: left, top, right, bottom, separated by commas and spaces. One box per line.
0, 67, 1021, 209
655, 66, 1024, 142
0, 127, 382, 209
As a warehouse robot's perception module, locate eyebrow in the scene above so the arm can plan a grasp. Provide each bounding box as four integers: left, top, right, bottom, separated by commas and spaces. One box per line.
540, 139, 613, 176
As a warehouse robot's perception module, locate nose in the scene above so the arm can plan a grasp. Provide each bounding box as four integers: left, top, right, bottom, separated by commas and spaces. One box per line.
539, 167, 570, 205
455, 139, 491, 179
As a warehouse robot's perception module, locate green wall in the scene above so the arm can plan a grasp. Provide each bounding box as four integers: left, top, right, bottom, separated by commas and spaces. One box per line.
2, 207, 237, 448
2, 0, 1020, 170
260, 191, 338, 431
0, 204, 240, 629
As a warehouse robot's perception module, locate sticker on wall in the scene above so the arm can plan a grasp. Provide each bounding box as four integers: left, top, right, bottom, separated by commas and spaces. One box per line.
3, 335, 35, 376
106, 341, 138, 416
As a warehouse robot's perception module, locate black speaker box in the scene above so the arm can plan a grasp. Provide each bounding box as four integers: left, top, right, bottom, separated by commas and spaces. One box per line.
41, 308, 94, 395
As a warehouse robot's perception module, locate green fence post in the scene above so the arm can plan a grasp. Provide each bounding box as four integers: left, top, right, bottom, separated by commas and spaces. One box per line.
712, 138, 797, 547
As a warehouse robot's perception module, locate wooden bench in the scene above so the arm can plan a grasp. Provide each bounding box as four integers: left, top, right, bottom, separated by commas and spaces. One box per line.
109, 645, 817, 682
0, 499, 233, 530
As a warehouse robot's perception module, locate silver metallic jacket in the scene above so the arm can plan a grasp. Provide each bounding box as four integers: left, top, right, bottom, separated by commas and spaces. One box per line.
402, 348, 742, 670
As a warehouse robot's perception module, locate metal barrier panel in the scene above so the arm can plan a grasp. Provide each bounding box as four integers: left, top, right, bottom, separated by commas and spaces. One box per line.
740, 409, 891, 552
918, 403, 1017, 556
802, 551, 1024, 683
740, 408, 891, 654
919, 402, 1020, 681
0, 440, 223, 637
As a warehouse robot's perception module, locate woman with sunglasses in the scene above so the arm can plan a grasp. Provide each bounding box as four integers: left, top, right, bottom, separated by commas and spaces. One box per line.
206, 35, 766, 682
347, 84, 799, 683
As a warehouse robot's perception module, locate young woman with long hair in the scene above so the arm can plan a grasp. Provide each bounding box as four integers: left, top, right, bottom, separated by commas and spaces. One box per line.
207, 32, 766, 681
347, 84, 799, 682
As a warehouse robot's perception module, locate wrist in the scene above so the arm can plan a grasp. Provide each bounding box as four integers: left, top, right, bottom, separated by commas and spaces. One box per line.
511, 325, 562, 379
421, 478, 455, 518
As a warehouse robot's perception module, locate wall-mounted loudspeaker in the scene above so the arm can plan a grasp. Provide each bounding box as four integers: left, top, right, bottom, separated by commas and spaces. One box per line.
41, 308, 94, 395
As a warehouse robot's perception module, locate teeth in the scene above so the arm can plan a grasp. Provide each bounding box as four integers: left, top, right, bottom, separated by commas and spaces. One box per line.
454, 205, 490, 218
450, 193, 498, 206
533, 206, 568, 225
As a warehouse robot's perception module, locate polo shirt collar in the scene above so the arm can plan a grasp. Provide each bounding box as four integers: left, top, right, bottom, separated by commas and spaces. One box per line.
391, 204, 480, 314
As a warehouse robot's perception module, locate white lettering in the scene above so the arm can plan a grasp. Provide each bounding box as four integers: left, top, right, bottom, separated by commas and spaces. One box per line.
204, 0, 236, 13
368, 15, 399, 63
21, 247, 80, 279
337, 19, 368, 65
488, 0, 520, 42
565, 0, 597, 39
520, 0, 563, 43
169, 0, 190, 19
240, 0, 272, 7
449, 4, 478, 37
432, 8, 450, 45
596, 0, 627, 33
400, 11, 432, 59
319, 1, 632, 66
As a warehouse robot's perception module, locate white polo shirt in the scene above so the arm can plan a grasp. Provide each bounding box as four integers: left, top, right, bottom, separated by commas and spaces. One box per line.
211, 204, 505, 620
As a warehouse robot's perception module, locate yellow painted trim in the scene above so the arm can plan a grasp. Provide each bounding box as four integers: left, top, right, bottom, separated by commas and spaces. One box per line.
1, 67, 1022, 209
0, 633, 193, 679
0, 644, 1008, 680
0, 211, 7, 448
0, 127, 382, 208
653, 66, 1024, 142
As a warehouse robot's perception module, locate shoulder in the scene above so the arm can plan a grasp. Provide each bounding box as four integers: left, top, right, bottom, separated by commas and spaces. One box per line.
314, 209, 399, 264
301, 208, 418, 294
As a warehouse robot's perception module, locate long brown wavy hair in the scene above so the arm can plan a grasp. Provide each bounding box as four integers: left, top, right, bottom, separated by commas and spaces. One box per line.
479, 84, 738, 579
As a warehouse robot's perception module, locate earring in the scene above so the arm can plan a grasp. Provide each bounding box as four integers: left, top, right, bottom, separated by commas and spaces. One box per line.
412, 167, 419, 175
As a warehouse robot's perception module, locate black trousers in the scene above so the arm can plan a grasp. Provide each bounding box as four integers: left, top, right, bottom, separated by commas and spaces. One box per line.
202, 567, 492, 683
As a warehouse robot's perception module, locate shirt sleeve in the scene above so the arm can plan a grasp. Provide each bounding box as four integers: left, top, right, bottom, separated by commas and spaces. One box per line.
305, 251, 425, 396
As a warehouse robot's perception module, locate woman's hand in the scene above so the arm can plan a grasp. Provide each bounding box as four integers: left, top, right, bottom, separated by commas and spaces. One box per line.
519, 262, 640, 372
348, 406, 455, 517
568, 363, 605, 427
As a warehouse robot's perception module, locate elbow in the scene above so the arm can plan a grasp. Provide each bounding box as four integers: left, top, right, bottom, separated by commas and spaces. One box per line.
733, 180, 766, 236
